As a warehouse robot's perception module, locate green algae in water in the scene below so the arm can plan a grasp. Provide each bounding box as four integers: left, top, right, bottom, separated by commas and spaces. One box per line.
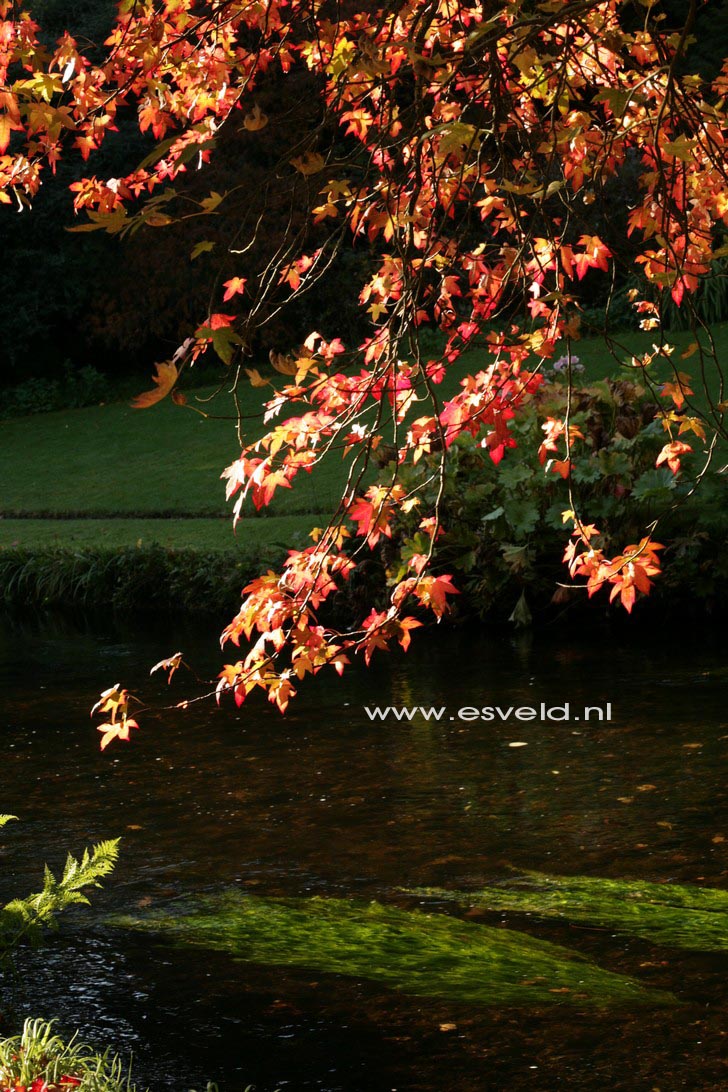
411, 872, 728, 952
111, 891, 674, 1008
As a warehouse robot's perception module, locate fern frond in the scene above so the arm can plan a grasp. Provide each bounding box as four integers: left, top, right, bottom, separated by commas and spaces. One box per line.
0, 836, 121, 958
62, 839, 120, 891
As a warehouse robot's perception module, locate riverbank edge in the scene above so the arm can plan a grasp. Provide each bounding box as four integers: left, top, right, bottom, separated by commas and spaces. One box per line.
0, 544, 270, 616
1, 541, 726, 625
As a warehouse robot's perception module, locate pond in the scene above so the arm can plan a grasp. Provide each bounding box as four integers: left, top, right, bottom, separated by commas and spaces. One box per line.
1, 612, 726, 1091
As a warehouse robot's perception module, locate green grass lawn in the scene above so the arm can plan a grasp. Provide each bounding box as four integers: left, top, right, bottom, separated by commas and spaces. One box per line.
2, 322, 725, 553
0, 387, 350, 518
0, 515, 319, 551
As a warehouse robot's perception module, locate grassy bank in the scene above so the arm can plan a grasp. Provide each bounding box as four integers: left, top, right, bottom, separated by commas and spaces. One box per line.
1, 324, 725, 614
0, 373, 337, 609
3, 324, 725, 520
0, 545, 280, 614
0, 515, 317, 551
0, 387, 349, 518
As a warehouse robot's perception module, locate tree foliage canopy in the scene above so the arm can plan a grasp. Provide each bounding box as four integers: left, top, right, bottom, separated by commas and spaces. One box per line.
3, 0, 728, 719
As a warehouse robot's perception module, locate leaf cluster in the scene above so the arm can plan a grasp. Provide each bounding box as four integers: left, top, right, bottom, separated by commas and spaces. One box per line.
384, 368, 727, 620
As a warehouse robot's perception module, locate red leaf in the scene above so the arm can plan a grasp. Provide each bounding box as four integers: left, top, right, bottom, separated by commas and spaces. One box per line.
223, 276, 247, 301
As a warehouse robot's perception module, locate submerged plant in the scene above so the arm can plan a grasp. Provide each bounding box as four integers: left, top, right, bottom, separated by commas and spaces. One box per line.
410, 872, 728, 952
113, 891, 674, 1009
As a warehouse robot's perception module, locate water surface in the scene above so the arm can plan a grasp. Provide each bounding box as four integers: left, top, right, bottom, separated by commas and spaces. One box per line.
1, 613, 726, 1090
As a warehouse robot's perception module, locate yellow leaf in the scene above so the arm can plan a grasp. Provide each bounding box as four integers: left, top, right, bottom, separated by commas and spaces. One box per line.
243, 104, 268, 131
294, 356, 317, 384
131, 361, 179, 408
90, 684, 128, 724
191, 240, 215, 260
662, 136, 696, 161
680, 342, 699, 360
677, 416, 706, 440
500, 178, 540, 195
200, 190, 225, 212
532, 179, 565, 200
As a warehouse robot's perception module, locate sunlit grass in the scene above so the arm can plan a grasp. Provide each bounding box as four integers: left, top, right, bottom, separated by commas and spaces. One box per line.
2, 323, 725, 544
0, 516, 318, 551
0, 389, 349, 518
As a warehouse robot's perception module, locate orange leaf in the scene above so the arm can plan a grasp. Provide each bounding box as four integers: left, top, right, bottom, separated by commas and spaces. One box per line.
0, 112, 24, 155
243, 104, 268, 131
150, 651, 184, 684
656, 440, 692, 474
131, 361, 178, 409
245, 367, 269, 388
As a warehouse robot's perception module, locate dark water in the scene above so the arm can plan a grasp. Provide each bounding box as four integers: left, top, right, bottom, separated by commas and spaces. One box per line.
1, 613, 727, 1091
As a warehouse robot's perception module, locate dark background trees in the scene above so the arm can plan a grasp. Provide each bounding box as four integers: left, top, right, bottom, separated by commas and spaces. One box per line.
4, 0, 728, 401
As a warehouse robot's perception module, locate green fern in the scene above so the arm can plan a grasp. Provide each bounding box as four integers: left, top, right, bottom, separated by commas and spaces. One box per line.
0, 828, 120, 958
